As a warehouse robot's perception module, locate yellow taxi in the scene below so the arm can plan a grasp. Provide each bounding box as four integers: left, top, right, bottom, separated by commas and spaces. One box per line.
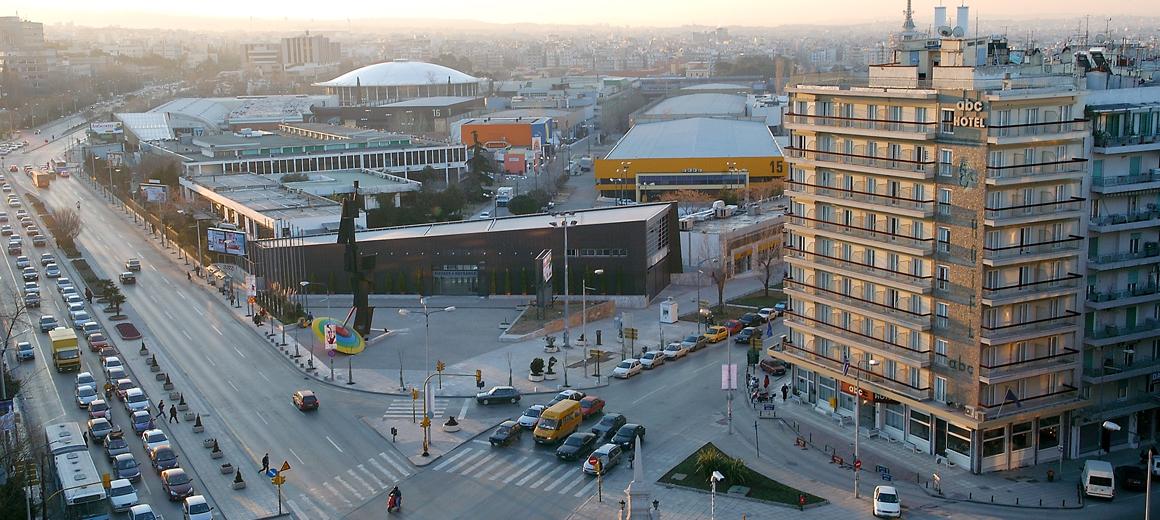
702, 325, 729, 343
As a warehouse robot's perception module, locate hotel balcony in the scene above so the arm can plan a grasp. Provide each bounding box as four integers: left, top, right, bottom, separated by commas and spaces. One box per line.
1083, 357, 1160, 385
784, 245, 932, 294
1090, 208, 1160, 233
785, 211, 934, 256
1092, 132, 1160, 154
785, 147, 936, 181
980, 312, 1081, 345
1084, 319, 1160, 348
783, 113, 938, 140
1087, 243, 1160, 271
980, 274, 1082, 307
1080, 393, 1160, 423
773, 336, 931, 402
1085, 284, 1160, 311
1090, 169, 1160, 195
984, 159, 1087, 186
984, 197, 1085, 228
977, 348, 1080, 385
986, 119, 1088, 146
979, 384, 1082, 420
784, 179, 935, 219
784, 310, 932, 367
783, 276, 932, 331
981, 236, 1084, 267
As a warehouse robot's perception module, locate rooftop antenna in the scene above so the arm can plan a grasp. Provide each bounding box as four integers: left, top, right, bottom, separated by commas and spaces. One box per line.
902, 0, 916, 32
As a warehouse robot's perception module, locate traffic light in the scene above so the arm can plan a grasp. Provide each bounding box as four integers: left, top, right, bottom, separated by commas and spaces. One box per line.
411, 388, 419, 400
475, 369, 482, 384
420, 417, 431, 428
436, 361, 445, 372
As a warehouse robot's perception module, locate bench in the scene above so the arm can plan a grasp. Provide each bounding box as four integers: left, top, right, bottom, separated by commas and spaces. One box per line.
832, 414, 853, 427
904, 441, 921, 453
860, 427, 881, 439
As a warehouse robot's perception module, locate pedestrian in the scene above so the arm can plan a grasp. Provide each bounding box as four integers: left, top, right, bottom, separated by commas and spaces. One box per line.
155, 399, 165, 419
763, 374, 770, 391
781, 383, 789, 402
85, 287, 93, 303
168, 405, 179, 423
260, 453, 270, 474
390, 427, 398, 443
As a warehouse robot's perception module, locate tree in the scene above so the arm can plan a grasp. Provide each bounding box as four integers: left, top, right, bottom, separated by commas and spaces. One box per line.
106, 284, 127, 316
466, 131, 496, 187
756, 237, 784, 297
92, 279, 116, 303
507, 194, 540, 215
0, 289, 30, 399
52, 207, 83, 249
709, 263, 730, 312
658, 189, 714, 217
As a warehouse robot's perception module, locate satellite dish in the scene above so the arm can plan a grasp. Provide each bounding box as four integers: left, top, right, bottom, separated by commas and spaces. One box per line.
951, 26, 965, 37
938, 26, 953, 37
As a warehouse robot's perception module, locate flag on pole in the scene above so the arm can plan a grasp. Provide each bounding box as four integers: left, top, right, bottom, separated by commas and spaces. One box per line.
1004, 388, 1022, 409
842, 355, 851, 377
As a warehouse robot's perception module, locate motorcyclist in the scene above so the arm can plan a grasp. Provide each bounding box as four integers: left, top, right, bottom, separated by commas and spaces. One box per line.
388, 486, 402, 511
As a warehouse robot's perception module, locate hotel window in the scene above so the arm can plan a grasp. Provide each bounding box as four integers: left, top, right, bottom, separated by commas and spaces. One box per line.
982, 427, 1005, 457
937, 227, 950, 253
934, 376, 947, 402
915, 107, 927, 125
938, 149, 953, 177
909, 366, 921, 387
884, 403, 904, 430
1011, 422, 1033, 451
941, 109, 955, 134
909, 410, 931, 441
938, 188, 951, 215
947, 423, 973, 458
936, 265, 950, 291
1038, 416, 1060, 450
935, 339, 948, 365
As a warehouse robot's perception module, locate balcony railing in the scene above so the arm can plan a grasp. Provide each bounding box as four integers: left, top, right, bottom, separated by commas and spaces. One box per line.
1088, 244, 1160, 266
982, 274, 1082, 299
1087, 284, 1160, 304
1094, 133, 1160, 148
978, 384, 1080, 413
982, 236, 1084, 260
985, 159, 1087, 182
1092, 170, 1160, 187
784, 276, 932, 329
784, 113, 937, 135
784, 310, 931, 366
978, 348, 1080, 381
786, 147, 936, 177
987, 119, 1087, 139
784, 245, 932, 288
984, 197, 1085, 221
1087, 319, 1160, 340
786, 212, 934, 252
981, 311, 1081, 342
1090, 209, 1160, 229
778, 336, 930, 400
784, 179, 935, 213
1084, 357, 1160, 382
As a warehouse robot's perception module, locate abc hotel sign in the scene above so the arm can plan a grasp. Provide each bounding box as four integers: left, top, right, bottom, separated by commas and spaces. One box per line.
953, 99, 986, 128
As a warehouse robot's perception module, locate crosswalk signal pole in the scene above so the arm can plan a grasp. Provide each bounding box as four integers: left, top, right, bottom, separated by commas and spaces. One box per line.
596, 461, 603, 502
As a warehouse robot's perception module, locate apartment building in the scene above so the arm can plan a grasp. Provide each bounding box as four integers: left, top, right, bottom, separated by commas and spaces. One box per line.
777, 31, 1088, 473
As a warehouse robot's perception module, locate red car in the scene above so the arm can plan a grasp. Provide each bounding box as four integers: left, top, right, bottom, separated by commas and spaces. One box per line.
88, 333, 110, 352
579, 396, 605, 418
721, 319, 744, 335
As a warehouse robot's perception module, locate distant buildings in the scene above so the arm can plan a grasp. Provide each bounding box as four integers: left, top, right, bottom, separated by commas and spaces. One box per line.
242, 32, 342, 76
0, 16, 55, 88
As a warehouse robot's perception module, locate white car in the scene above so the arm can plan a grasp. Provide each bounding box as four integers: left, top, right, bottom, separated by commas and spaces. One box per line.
873, 485, 901, 518
662, 342, 689, 360
107, 478, 139, 512
612, 359, 642, 379
477, 211, 491, 219
141, 429, 169, 451
183, 495, 214, 520
757, 307, 775, 321
102, 356, 123, 372
75, 385, 98, 408
517, 405, 546, 429
129, 504, 158, 520
75, 372, 96, 391
124, 389, 150, 413
639, 351, 666, 369
69, 309, 92, 329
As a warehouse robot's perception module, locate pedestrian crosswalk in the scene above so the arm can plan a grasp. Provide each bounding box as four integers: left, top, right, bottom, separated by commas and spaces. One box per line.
285, 449, 414, 520
428, 445, 602, 498
382, 397, 451, 419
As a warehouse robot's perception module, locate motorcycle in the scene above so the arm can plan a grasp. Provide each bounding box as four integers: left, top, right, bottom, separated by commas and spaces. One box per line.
387, 492, 401, 513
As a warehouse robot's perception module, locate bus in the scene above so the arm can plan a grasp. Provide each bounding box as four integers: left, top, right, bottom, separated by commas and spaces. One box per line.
51, 158, 68, 175
45, 422, 109, 520
32, 170, 51, 189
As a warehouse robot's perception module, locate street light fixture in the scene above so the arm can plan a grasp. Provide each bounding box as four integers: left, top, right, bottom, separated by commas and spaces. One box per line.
853, 356, 880, 498
549, 213, 579, 348
694, 257, 719, 333
399, 299, 455, 457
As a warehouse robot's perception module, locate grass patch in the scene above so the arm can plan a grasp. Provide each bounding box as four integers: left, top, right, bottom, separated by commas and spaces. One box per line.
659, 442, 824, 507
71, 258, 100, 286
505, 302, 587, 335
729, 287, 787, 309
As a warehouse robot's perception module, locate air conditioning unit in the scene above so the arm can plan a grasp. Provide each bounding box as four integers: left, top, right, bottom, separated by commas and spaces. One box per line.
679, 218, 693, 231
963, 405, 976, 417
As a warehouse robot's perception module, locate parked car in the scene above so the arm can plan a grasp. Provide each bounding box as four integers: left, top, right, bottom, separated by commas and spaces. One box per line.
663, 342, 689, 360
759, 358, 788, 376
292, 390, 319, 411
583, 443, 624, 475
104, 433, 131, 460
88, 399, 110, 419
476, 386, 521, 405
734, 327, 763, 345
488, 420, 523, 447
141, 429, 169, 451
702, 326, 728, 343
556, 432, 598, 461
639, 351, 666, 369
591, 413, 627, 441
517, 405, 546, 429
123, 388, 150, 412
182, 495, 214, 520
1116, 465, 1148, 491
113, 453, 142, 482
160, 468, 194, 501
579, 396, 605, 418
547, 389, 586, 407
38, 315, 57, 332
721, 319, 743, 335
15, 341, 34, 361
757, 307, 776, 322
129, 504, 158, 520
738, 312, 764, 327
611, 423, 647, 450
773, 302, 787, 316
149, 445, 180, 472
75, 385, 98, 408
107, 478, 139, 513
88, 417, 114, 440
680, 334, 707, 352
87, 332, 110, 352
130, 411, 154, 433
612, 359, 642, 379
81, 321, 101, 338
873, 485, 901, 518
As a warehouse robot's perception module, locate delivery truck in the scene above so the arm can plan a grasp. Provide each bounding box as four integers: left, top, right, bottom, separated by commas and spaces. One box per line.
49, 327, 80, 372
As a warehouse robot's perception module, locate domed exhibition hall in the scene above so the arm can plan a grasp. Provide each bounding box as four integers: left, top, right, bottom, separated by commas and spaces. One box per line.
315, 60, 482, 106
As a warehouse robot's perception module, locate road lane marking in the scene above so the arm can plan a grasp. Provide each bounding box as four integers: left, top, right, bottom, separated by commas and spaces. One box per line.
181, 330, 191, 340
574, 479, 597, 497
346, 469, 376, 494
557, 474, 585, 494
321, 482, 354, 508
378, 451, 411, 477
289, 448, 304, 465
368, 456, 397, 481
457, 399, 469, 420
177, 290, 186, 300
192, 306, 203, 316
206, 357, 216, 367
632, 383, 670, 405
285, 499, 308, 520
233, 347, 246, 358
543, 468, 575, 492
258, 371, 270, 383
491, 455, 528, 480
227, 381, 239, 392
163, 310, 175, 321
149, 265, 157, 272
460, 452, 497, 476
530, 465, 570, 489
471, 453, 507, 479
433, 448, 473, 471
325, 435, 344, 453
256, 411, 268, 425
211, 325, 223, 336
298, 494, 329, 518
356, 464, 385, 489
333, 475, 364, 500
445, 450, 485, 474
514, 462, 549, 486
471, 439, 490, 445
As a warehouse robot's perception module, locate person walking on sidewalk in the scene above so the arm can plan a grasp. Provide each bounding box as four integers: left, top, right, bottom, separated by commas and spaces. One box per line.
155, 400, 165, 420
781, 383, 789, 402
168, 405, 179, 423
260, 453, 270, 474
763, 374, 770, 391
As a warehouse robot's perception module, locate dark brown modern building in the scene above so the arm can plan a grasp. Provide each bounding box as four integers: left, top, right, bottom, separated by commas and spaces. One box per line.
250, 203, 681, 301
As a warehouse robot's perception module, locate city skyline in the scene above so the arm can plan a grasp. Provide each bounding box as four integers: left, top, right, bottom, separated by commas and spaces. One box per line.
9, 0, 1160, 30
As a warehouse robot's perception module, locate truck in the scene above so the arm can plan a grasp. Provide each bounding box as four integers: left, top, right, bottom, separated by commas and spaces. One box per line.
49, 327, 80, 372
579, 156, 594, 172
32, 170, 50, 189
496, 186, 514, 207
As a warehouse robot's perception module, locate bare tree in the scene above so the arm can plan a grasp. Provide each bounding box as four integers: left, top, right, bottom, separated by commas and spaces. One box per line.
0, 289, 31, 401
658, 189, 714, 217
53, 207, 83, 246
709, 262, 730, 313
756, 239, 784, 297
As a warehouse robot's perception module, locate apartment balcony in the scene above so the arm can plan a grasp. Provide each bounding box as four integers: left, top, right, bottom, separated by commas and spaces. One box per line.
784, 245, 932, 294
783, 113, 938, 140
983, 197, 1085, 227
981, 236, 1084, 267
784, 179, 935, 219
783, 276, 932, 330
1083, 357, 1160, 385
977, 348, 1080, 385
1092, 133, 1160, 154
980, 274, 1082, 307
979, 384, 1082, 420
986, 119, 1088, 146
785, 147, 936, 181
1087, 243, 1160, 271
785, 212, 934, 256
1090, 169, 1160, 195
1086, 284, 1160, 311
774, 336, 931, 402
980, 312, 1081, 345
784, 310, 932, 367
984, 159, 1087, 186
1084, 319, 1160, 347
1079, 392, 1160, 423
1089, 208, 1160, 233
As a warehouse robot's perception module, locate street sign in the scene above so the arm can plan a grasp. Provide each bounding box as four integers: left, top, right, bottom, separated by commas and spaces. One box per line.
327, 349, 336, 358
247, 296, 256, 304
720, 364, 737, 390
623, 328, 638, 340
271, 475, 286, 485
280, 461, 291, 472
265, 469, 278, 478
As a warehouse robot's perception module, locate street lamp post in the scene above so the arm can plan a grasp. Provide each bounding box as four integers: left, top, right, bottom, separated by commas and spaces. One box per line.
853, 356, 880, 498
549, 213, 579, 348
398, 299, 456, 387
581, 269, 604, 346
694, 257, 719, 334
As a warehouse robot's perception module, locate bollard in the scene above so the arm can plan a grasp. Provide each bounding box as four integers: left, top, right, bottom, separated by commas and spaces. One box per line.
1015, 497, 1019, 505
990, 495, 994, 503
1039, 499, 1042, 506
1062, 499, 1066, 507
968, 492, 972, 500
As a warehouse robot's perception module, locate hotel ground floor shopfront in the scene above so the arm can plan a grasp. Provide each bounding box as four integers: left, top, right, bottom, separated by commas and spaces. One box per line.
786, 364, 1088, 474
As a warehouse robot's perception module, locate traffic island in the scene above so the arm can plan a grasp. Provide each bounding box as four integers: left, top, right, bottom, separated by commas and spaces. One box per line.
658, 442, 826, 509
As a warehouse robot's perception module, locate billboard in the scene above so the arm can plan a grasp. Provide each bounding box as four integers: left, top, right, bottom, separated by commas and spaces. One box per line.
207, 227, 247, 256
536, 249, 552, 283
139, 183, 168, 203
90, 122, 123, 134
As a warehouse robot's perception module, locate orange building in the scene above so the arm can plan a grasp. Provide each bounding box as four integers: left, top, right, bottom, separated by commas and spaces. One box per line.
460, 116, 554, 149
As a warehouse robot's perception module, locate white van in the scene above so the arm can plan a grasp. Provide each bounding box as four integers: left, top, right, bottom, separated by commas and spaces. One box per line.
1081, 460, 1115, 499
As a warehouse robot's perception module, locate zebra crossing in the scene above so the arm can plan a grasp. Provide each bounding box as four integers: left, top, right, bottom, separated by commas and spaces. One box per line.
285, 450, 414, 519
428, 444, 602, 498
382, 397, 452, 419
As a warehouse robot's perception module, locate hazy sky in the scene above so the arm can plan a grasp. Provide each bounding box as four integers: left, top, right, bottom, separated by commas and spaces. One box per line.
11, 0, 1158, 28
